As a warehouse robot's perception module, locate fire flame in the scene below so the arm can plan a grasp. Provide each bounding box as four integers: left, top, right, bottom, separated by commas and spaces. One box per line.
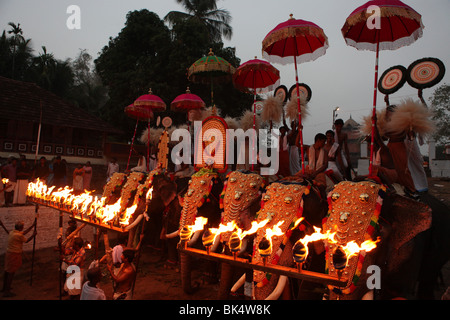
264, 220, 285, 247
340, 238, 380, 260
26, 179, 142, 228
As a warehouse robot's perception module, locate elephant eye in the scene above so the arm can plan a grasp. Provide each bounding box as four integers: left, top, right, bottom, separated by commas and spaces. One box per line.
263, 194, 270, 202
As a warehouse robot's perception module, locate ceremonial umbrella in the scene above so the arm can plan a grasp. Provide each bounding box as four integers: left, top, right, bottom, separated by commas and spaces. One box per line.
130, 88, 167, 171
262, 14, 329, 173
124, 104, 154, 172
187, 48, 236, 106
232, 57, 280, 129
171, 87, 206, 133
232, 57, 280, 170
342, 0, 424, 176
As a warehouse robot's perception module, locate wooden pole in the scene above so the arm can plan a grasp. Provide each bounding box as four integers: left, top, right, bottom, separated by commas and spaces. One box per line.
29, 204, 39, 285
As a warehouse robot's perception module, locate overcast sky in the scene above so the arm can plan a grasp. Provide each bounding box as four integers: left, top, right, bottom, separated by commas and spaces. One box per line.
1, 0, 449, 147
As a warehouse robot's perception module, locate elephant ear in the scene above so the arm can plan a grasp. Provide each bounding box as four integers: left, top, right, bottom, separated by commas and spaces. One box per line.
383, 194, 432, 274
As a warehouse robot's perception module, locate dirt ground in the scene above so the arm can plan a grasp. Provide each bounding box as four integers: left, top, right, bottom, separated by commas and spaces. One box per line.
0, 177, 449, 301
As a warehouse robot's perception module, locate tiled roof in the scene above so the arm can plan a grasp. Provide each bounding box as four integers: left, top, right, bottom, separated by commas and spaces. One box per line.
0, 76, 122, 134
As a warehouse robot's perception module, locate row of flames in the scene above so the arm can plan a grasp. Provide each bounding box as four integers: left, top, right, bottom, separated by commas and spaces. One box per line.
181, 217, 379, 270
26, 179, 153, 228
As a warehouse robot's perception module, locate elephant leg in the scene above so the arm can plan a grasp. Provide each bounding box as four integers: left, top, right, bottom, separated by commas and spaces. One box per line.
180, 252, 198, 295
218, 263, 234, 299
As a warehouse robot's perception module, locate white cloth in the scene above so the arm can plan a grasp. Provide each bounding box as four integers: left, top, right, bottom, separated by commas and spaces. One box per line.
107, 162, 119, 181
80, 282, 106, 300
308, 146, 325, 171
13, 179, 28, 204
112, 245, 124, 265
289, 145, 301, 175
406, 137, 428, 192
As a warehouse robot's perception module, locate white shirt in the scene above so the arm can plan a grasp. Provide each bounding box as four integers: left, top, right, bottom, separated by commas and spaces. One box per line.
80, 282, 106, 300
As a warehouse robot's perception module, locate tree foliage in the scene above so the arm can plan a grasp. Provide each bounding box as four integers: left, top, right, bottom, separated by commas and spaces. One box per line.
430, 83, 450, 146
94, 8, 253, 135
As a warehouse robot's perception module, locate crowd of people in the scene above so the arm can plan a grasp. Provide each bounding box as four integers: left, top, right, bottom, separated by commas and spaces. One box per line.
0, 155, 94, 206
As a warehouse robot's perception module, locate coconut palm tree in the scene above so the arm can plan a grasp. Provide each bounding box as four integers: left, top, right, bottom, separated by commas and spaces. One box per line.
7, 22, 25, 79
164, 0, 232, 42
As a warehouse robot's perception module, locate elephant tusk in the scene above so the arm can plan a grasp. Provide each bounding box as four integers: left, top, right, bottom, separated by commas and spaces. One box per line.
188, 229, 202, 246
211, 235, 221, 252
265, 275, 288, 300
166, 229, 180, 239
239, 238, 248, 255
230, 273, 246, 293
124, 214, 143, 231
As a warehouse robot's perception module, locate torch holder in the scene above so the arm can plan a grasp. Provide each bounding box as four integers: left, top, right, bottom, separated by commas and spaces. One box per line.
179, 247, 347, 287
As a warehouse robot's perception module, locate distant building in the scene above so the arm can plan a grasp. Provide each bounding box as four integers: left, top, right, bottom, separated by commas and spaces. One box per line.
0, 76, 122, 163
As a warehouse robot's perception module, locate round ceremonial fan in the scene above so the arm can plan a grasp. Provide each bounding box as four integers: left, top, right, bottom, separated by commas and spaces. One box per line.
378, 65, 408, 95
254, 101, 264, 115
289, 83, 312, 102
406, 57, 446, 89
273, 85, 288, 103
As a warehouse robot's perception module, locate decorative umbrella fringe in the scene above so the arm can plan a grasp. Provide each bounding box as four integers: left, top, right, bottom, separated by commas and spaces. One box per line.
263, 26, 329, 49
343, 27, 423, 52
343, 6, 422, 30
262, 45, 328, 65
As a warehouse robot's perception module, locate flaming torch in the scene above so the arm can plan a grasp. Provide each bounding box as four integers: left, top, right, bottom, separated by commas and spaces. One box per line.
258, 220, 284, 266
179, 217, 208, 249
292, 241, 307, 272
201, 228, 215, 254
332, 245, 347, 281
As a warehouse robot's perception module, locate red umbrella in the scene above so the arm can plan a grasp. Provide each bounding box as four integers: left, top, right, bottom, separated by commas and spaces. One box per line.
233, 57, 280, 171
342, 0, 424, 176
170, 87, 205, 112
134, 88, 166, 112
262, 14, 329, 174
124, 104, 154, 172
171, 87, 206, 134
130, 89, 167, 171
233, 57, 280, 127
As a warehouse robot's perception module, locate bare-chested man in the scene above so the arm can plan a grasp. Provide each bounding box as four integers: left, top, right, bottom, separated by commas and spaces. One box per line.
107, 248, 136, 300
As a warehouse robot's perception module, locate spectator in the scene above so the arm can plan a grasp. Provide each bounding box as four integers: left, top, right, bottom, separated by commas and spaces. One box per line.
80, 267, 106, 300
1, 157, 17, 207
52, 156, 67, 188
32, 156, 50, 182
106, 158, 119, 182
14, 158, 31, 205
82, 161, 93, 191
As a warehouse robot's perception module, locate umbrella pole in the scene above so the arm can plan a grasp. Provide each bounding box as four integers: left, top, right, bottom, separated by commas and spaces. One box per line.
147, 119, 150, 171
294, 55, 305, 174
252, 88, 256, 171
369, 39, 380, 177
126, 119, 139, 172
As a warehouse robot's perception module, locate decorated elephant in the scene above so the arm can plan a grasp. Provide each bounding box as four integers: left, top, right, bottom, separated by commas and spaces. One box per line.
216, 170, 266, 299
177, 167, 223, 294
322, 180, 441, 300
229, 179, 328, 300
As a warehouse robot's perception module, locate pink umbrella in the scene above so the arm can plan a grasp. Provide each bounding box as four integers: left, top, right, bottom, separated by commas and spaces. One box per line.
233, 57, 280, 171
342, 0, 424, 176
233, 57, 280, 128
132, 89, 167, 171
171, 87, 206, 134
262, 14, 329, 174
